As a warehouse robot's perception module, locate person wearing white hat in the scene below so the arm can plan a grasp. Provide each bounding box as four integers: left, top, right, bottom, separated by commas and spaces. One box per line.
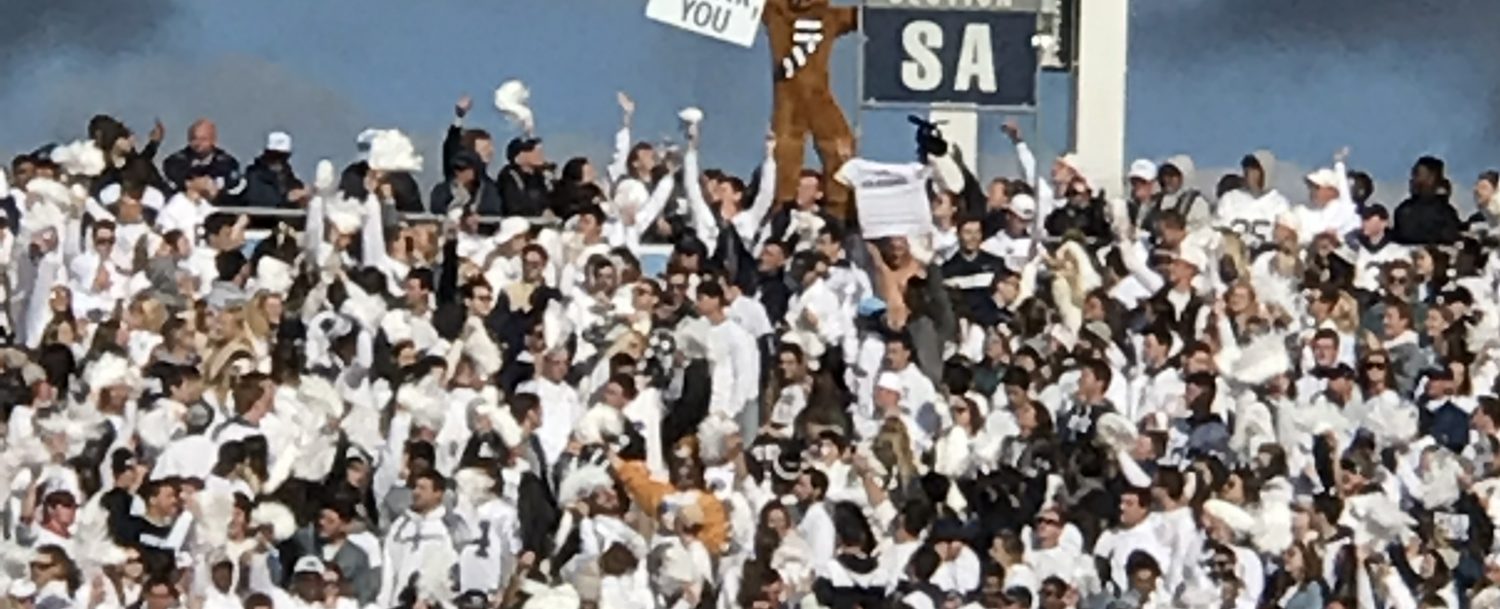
1294, 148, 1359, 244
1125, 158, 1158, 229
1146, 244, 1211, 338
981, 193, 1038, 272
239, 131, 306, 210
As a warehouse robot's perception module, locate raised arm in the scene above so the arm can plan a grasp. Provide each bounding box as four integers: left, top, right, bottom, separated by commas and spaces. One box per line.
635, 172, 677, 239
1333, 146, 1354, 206
607, 92, 635, 184
359, 191, 388, 269
442, 95, 472, 182
1003, 120, 1056, 208
736, 132, 779, 243
683, 124, 720, 257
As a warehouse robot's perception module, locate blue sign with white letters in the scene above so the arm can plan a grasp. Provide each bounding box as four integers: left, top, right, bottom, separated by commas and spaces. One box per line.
861, 6, 1039, 108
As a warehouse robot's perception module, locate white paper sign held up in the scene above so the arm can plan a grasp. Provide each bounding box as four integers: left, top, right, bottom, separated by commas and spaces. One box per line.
645, 0, 767, 48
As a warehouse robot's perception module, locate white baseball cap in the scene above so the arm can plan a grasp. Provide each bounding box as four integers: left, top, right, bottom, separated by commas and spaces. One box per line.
1007, 194, 1037, 221
495, 217, 530, 244
1173, 246, 1209, 274
876, 371, 905, 394
1305, 168, 1339, 190
1128, 159, 1158, 182
266, 131, 293, 154
292, 555, 326, 576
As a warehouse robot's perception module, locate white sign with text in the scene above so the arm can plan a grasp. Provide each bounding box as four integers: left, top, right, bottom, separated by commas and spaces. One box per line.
645, 0, 766, 48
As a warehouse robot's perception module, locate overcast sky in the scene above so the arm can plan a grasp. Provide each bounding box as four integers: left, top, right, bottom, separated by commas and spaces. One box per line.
0, 0, 1495, 205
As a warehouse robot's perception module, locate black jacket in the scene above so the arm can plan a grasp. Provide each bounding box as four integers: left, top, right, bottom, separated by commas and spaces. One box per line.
339, 161, 425, 214
498, 164, 552, 217
430, 179, 503, 217
1393, 193, 1462, 245
942, 249, 1007, 321
1044, 200, 1111, 244
239, 155, 304, 209
162, 146, 241, 193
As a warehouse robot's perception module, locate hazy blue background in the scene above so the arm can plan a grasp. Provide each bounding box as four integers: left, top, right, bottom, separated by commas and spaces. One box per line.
1, 0, 1495, 205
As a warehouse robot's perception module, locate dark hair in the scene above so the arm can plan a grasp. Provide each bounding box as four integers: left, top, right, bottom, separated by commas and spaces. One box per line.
830, 501, 874, 553
232, 376, 266, 416
216, 250, 248, 282
609, 373, 638, 400
461, 129, 492, 150
899, 499, 934, 537
322, 501, 357, 523
818, 218, 846, 244
458, 280, 491, 302
577, 204, 606, 225
1081, 358, 1113, 387
204, 213, 237, 239
245, 593, 275, 609
1126, 550, 1162, 578
411, 469, 447, 493
406, 268, 435, 293
1121, 486, 1152, 510
1155, 468, 1186, 501
908, 544, 941, 581
696, 280, 726, 302
1312, 328, 1340, 346
509, 392, 541, 422
803, 468, 829, 498
521, 243, 549, 262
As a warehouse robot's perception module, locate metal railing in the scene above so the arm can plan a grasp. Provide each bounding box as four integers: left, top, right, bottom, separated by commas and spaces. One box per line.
209, 206, 559, 226
210, 206, 560, 241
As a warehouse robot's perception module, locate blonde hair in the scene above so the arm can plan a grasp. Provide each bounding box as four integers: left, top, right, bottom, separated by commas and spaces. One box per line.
1331, 291, 1361, 335
1219, 232, 1251, 282
874, 418, 918, 484
244, 292, 281, 340
605, 330, 648, 360
128, 295, 169, 335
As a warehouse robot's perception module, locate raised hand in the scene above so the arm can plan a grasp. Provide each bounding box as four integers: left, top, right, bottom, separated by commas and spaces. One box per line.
1001, 119, 1023, 143
456, 95, 473, 119
618, 92, 635, 124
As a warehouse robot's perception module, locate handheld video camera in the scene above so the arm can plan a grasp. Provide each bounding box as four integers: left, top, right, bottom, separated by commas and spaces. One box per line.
908, 115, 948, 159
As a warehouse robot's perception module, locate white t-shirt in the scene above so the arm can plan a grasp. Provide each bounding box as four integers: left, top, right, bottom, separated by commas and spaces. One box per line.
836, 159, 931, 238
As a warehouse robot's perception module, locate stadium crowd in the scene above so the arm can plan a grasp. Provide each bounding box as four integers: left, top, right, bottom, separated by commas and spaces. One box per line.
0, 89, 1499, 609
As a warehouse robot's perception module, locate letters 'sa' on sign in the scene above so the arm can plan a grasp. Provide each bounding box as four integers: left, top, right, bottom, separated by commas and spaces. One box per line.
646, 0, 767, 48
861, 0, 1039, 108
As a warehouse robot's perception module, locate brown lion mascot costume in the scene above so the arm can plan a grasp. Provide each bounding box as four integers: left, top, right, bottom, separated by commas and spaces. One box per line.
763, 0, 857, 220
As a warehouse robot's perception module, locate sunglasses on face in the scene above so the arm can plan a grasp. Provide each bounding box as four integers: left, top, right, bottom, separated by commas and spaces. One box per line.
1363, 361, 1387, 369
1036, 516, 1061, 526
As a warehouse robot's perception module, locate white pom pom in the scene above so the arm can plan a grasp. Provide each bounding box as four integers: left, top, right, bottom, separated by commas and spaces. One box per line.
677, 107, 704, 125
314, 159, 336, 194
494, 80, 534, 130
366, 130, 423, 173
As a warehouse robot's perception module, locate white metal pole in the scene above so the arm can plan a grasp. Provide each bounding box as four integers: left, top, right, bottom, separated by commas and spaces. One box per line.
1073, 0, 1128, 191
